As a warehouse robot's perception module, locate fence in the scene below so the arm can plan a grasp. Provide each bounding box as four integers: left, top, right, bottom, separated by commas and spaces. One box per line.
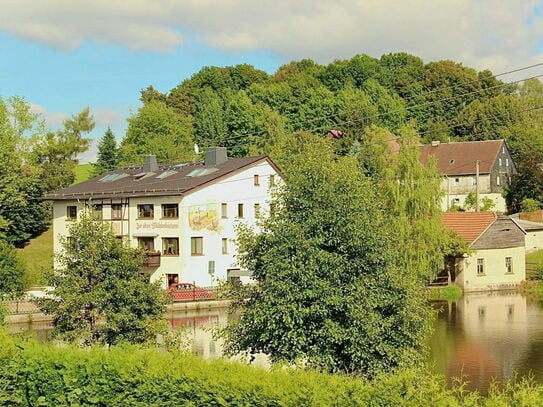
526, 262, 540, 280
2, 300, 41, 315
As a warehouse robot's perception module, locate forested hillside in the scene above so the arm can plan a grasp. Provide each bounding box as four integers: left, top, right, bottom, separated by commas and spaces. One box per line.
116, 53, 543, 211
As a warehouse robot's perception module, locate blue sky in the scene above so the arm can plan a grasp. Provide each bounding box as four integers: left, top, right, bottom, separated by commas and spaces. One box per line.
1, 0, 542, 163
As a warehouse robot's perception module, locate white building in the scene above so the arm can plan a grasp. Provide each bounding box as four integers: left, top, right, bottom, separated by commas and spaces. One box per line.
46, 147, 282, 288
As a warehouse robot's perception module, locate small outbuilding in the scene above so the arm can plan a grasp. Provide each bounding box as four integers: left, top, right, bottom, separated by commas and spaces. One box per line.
442, 212, 526, 292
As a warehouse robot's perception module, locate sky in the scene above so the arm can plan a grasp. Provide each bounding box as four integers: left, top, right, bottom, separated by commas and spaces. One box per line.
1, 0, 543, 163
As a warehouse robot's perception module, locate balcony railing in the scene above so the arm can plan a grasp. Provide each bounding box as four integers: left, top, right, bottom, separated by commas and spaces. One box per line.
142, 250, 161, 267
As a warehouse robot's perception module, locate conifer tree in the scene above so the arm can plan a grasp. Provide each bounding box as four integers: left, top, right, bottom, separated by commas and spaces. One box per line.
92, 127, 119, 176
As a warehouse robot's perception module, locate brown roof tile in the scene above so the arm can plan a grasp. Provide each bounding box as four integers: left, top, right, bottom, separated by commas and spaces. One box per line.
46, 155, 275, 200
443, 212, 497, 244
420, 140, 503, 175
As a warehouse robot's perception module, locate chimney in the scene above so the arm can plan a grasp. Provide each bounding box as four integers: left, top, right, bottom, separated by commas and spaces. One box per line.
205, 147, 228, 166
143, 155, 158, 172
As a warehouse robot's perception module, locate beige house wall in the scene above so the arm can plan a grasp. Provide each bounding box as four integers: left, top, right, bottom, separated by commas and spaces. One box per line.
524, 230, 543, 253
456, 246, 525, 292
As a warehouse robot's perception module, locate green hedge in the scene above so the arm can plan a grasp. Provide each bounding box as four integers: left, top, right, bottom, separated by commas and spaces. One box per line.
1, 331, 543, 406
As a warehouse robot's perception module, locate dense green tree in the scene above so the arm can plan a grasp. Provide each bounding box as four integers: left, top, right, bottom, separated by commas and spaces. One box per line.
379, 53, 425, 99
192, 88, 228, 149
140, 85, 167, 105
92, 128, 119, 176
223, 135, 432, 378
30, 107, 95, 191
40, 210, 166, 345
0, 240, 25, 295
0, 96, 49, 246
120, 100, 194, 164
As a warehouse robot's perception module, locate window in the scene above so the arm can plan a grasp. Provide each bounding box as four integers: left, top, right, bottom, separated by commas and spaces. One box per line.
237, 203, 244, 218
453, 177, 460, 186
111, 204, 123, 220
92, 204, 103, 220
222, 238, 228, 254
496, 176, 500, 186
254, 174, 260, 186
506, 158, 509, 167
269, 174, 275, 187
499, 158, 502, 166
137, 237, 154, 251
221, 203, 228, 219
138, 204, 154, 219
162, 237, 179, 256
505, 257, 513, 274
477, 258, 485, 276
162, 203, 178, 219
67, 206, 77, 220
191, 237, 203, 256
254, 203, 261, 218
472, 177, 477, 186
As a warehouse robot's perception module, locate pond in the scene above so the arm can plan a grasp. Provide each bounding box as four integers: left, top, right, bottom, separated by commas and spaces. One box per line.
7, 291, 543, 393
430, 291, 543, 392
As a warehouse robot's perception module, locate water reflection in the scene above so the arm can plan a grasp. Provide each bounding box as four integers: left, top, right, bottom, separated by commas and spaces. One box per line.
431, 291, 543, 393
7, 291, 543, 394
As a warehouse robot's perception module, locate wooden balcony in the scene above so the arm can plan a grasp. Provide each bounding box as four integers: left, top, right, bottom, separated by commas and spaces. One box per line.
142, 250, 161, 267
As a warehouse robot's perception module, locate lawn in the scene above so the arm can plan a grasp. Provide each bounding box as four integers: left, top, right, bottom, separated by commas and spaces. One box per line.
16, 227, 53, 288
74, 163, 93, 184
527, 249, 543, 264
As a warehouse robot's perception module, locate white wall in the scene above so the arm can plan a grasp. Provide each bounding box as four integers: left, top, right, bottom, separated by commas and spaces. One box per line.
456, 246, 525, 292
524, 229, 543, 253
51, 159, 280, 288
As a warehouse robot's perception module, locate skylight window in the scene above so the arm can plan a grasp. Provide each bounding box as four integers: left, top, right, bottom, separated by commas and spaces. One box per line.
98, 173, 128, 183
186, 168, 219, 177
156, 170, 177, 179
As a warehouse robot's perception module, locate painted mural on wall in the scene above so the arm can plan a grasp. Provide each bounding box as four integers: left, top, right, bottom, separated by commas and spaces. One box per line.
188, 202, 221, 232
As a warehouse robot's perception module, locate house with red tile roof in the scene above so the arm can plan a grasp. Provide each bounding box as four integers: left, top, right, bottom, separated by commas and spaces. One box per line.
441, 212, 525, 292
46, 147, 282, 288
420, 140, 516, 213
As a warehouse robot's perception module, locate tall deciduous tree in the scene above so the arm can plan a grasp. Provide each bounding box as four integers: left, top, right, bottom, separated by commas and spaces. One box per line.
0, 96, 49, 247
40, 211, 166, 345
120, 100, 194, 164
223, 135, 432, 378
380, 129, 462, 282
30, 107, 95, 192
92, 127, 119, 176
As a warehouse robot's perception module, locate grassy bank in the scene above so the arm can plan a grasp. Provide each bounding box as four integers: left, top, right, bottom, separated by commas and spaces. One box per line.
74, 163, 93, 184
16, 227, 53, 288
2, 329, 543, 406
427, 285, 463, 301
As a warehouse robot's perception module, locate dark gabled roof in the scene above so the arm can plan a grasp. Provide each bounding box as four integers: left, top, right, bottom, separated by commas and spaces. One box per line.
46, 155, 275, 200
419, 140, 504, 176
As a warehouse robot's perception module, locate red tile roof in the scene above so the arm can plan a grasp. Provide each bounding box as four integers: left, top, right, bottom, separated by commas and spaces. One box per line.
419, 140, 503, 175
443, 212, 497, 243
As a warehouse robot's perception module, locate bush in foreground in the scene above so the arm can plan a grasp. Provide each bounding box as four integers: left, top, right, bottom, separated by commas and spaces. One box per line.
1, 331, 543, 406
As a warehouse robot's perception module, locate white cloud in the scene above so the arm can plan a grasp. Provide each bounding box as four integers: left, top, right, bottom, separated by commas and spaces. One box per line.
91, 108, 123, 128
1, 0, 542, 73
29, 103, 66, 128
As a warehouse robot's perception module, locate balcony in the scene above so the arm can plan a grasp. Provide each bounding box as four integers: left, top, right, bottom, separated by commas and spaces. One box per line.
142, 250, 161, 267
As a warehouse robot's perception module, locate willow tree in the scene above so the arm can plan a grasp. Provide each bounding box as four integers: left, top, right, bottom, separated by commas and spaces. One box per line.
380, 128, 463, 282
223, 134, 432, 378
